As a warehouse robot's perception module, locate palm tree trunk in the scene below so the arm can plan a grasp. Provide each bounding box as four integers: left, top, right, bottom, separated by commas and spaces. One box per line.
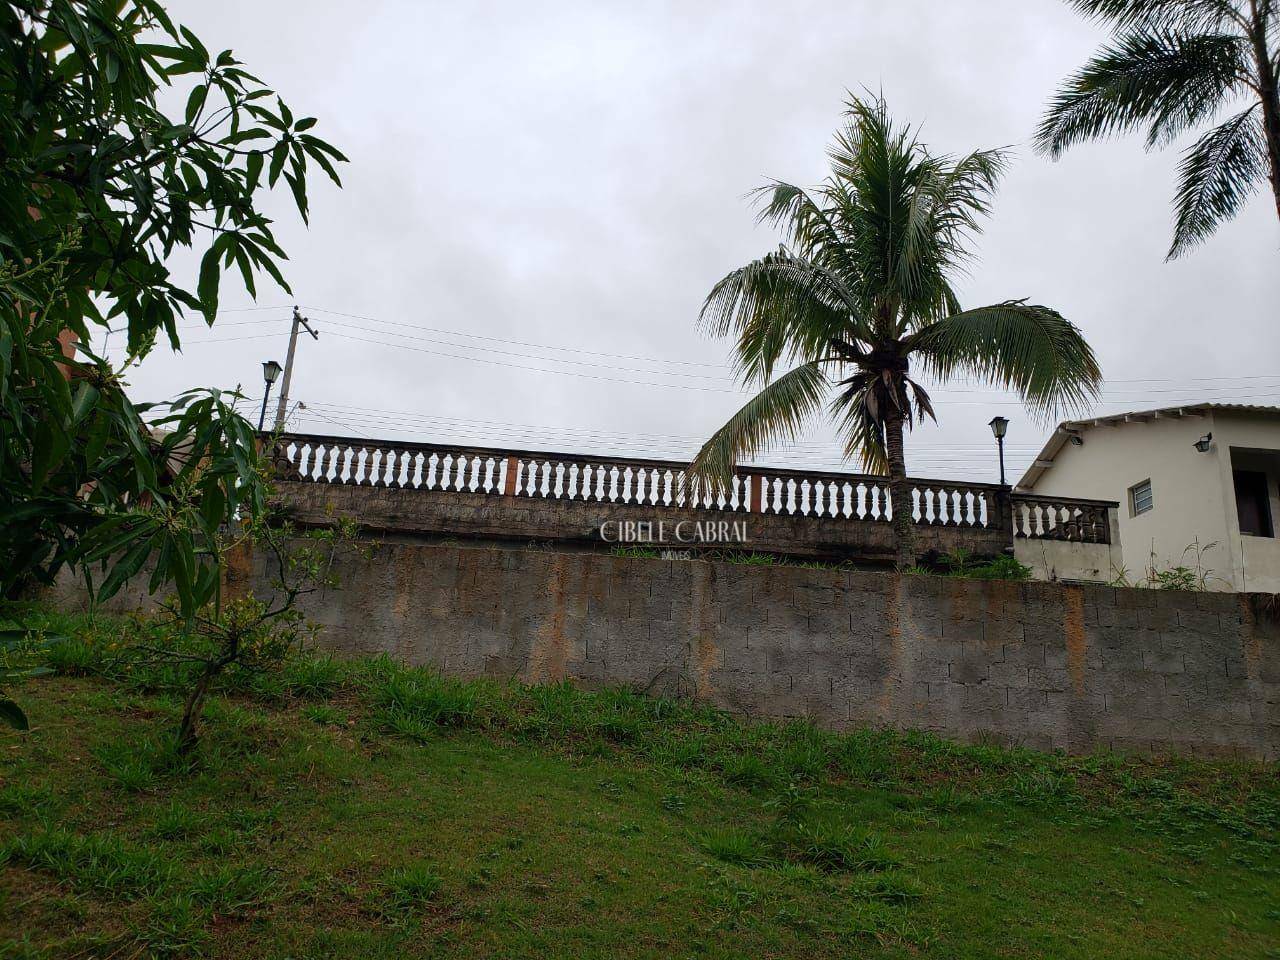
1263, 92, 1280, 221
1249, 4, 1280, 222
883, 411, 915, 570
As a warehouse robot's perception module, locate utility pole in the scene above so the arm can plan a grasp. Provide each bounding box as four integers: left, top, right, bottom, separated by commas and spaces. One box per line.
274, 306, 319, 431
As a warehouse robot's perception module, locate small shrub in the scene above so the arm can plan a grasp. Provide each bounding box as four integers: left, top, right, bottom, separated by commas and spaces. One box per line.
190, 864, 273, 912
377, 708, 438, 744
380, 862, 443, 914
302, 703, 345, 726
763, 780, 816, 827
785, 823, 897, 873
649, 731, 711, 769
283, 654, 347, 700
43, 636, 103, 676
2, 828, 174, 898
697, 828, 773, 867
93, 737, 183, 794
592, 714, 646, 745
773, 730, 834, 782
609, 546, 663, 560
0, 783, 57, 820
836, 730, 899, 785
968, 554, 1033, 581
719, 752, 777, 789
141, 893, 209, 957
1003, 770, 1080, 806
370, 670, 479, 729
245, 669, 290, 703
197, 828, 238, 857
849, 871, 924, 904
660, 793, 686, 813
147, 802, 202, 842
924, 785, 975, 815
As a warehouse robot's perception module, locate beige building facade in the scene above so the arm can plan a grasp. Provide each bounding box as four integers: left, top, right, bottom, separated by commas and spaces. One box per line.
1018, 404, 1280, 593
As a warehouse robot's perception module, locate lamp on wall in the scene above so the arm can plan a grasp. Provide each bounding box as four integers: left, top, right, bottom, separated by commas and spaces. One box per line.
1193, 432, 1213, 453
988, 416, 1009, 486
259, 360, 283, 432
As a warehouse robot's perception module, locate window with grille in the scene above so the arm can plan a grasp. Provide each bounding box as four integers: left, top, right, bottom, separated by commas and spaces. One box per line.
1129, 479, 1153, 516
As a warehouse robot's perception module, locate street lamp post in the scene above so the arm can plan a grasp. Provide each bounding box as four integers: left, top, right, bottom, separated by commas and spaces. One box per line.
988, 416, 1009, 486
259, 360, 283, 432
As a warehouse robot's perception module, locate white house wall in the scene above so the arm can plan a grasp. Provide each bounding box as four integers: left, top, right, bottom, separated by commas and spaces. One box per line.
1206, 413, 1280, 592
1026, 413, 1232, 587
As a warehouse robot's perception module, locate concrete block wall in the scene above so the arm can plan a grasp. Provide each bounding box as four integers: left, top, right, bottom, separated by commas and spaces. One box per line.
49, 538, 1277, 758
207, 540, 1277, 759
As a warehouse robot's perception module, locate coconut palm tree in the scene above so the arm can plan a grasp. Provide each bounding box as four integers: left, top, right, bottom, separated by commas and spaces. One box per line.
688, 95, 1102, 570
1037, 0, 1280, 259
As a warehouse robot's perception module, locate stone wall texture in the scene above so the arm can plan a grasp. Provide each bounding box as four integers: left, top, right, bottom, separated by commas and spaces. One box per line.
206, 539, 1279, 760
53, 538, 1280, 759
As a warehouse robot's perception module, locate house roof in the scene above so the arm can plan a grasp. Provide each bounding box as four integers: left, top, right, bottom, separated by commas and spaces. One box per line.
1016, 403, 1280, 491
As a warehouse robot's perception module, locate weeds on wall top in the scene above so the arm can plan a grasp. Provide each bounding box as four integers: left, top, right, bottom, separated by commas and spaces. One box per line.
1109, 539, 1227, 591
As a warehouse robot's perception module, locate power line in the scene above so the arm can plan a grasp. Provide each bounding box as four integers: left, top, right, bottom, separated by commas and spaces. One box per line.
296, 304, 1280, 388
303, 306, 732, 370
297, 399, 1043, 451
320, 333, 1280, 405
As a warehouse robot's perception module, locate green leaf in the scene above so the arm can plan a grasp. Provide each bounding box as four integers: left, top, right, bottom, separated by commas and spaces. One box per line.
268, 141, 288, 186
305, 143, 343, 187
99, 537, 155, 602
298, 134, 348, 163
245, 150, 264, 191
185, 84, 208, 125
71, 382, 100, 424
30, 418, 71, 491
179, 25, 210, 66
0, 697, 28, 732
197, 245, 221, 322
283, 171, 309, 224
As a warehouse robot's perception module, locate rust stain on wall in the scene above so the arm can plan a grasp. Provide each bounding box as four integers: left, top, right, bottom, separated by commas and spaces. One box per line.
391, 547, 418, 664
876, 575, 905, 716
1064, 587, 1086, 695
525, 555, 568, 684
688, 563, 718, 698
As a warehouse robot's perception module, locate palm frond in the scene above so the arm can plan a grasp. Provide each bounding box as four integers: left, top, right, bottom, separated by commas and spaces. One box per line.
1035, 29, 1249, 157
1168, 104, 1266, 258
687, 362, 829, 490
832, 373, 888, 473
907, 302, 1102, 420
1066, 0, 1248, 31
829, 370, 935, 473
750, 181, 856, 277
895, 148, 1009, 330
698, 249, 863, 383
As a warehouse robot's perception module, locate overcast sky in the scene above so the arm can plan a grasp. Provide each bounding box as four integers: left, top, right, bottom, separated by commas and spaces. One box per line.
108, 0, 1280, 484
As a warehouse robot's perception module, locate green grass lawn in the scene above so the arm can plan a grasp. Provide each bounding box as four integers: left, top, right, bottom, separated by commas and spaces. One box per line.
1, 610, 1278, 959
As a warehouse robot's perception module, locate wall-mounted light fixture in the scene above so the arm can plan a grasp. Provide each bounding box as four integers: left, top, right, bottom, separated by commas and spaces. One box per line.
1193, 432, 1213, 453
1068, 432, 1084, 447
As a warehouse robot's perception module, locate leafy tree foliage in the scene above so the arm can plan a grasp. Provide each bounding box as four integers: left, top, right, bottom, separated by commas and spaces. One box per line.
689, 96, 1102, 569
0, 1, 345, 725
1038, 0, 1280, 258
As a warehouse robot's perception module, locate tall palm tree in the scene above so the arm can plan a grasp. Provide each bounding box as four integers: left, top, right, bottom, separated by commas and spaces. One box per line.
688, 96, 1102, 570
1037, 0, 1280, 259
